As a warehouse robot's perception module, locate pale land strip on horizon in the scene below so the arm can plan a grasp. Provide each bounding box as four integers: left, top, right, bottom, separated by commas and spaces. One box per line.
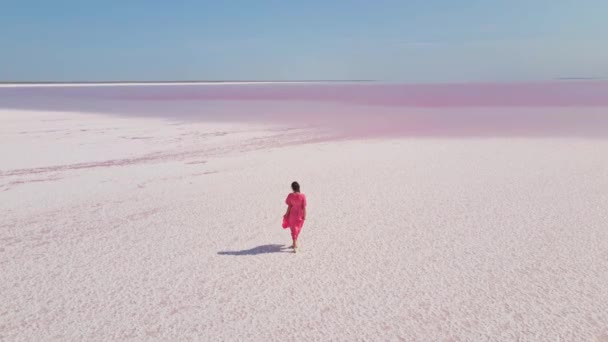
0, 80, 374, 85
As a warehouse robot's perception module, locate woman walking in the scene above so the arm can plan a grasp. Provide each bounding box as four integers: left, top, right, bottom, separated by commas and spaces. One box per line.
284, 181, 307, 253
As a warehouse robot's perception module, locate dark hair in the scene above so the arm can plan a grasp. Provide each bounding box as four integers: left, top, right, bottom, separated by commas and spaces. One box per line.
291, 181, 300, 193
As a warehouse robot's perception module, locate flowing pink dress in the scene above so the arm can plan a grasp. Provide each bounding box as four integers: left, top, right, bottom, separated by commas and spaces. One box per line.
285, 193, 306, 240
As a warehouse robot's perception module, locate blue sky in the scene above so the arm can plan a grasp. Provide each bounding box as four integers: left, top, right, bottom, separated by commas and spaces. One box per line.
1, 1, 607, 82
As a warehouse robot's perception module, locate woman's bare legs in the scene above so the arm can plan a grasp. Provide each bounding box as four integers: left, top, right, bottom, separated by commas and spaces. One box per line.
289, 226, 300, 252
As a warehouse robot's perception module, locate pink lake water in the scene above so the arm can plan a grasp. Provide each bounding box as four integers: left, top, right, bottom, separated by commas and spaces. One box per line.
1, 81, 607, 138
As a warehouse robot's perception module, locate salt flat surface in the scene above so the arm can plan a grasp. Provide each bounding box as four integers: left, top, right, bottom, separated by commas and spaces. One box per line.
1, 110, 608, 341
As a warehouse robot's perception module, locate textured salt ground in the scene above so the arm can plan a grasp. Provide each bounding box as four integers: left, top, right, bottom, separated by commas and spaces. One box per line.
1, 110, 608, 341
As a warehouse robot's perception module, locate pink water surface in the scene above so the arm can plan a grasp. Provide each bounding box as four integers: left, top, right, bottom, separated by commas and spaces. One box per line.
1, 81, 607, 138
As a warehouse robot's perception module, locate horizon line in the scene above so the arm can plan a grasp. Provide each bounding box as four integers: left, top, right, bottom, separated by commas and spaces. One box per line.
0, 80, 376, 85
1, 78, 606, 88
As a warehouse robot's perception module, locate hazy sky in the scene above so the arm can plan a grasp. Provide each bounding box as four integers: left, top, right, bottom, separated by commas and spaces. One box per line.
2, 0, 607, 82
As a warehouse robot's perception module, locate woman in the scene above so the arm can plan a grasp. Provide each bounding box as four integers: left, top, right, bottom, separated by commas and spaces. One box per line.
284, 181, 307, 253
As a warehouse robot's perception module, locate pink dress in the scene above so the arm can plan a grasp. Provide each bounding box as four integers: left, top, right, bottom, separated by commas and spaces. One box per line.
284, 193, 306, 240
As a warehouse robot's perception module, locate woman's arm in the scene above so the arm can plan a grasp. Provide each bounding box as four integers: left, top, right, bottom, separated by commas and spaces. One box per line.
302, 207, 306, 220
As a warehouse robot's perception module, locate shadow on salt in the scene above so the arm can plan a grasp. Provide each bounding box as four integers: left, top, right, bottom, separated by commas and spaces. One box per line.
217, 244, 291, 256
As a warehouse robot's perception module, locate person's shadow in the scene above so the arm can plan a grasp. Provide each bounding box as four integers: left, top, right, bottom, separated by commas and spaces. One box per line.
217, 244, 291, 256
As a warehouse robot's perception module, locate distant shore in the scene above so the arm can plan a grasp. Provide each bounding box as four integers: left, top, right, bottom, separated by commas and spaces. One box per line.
0, 80, 374, 87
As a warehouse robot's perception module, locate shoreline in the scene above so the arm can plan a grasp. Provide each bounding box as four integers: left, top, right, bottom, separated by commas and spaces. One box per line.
0, 80, 374, 88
